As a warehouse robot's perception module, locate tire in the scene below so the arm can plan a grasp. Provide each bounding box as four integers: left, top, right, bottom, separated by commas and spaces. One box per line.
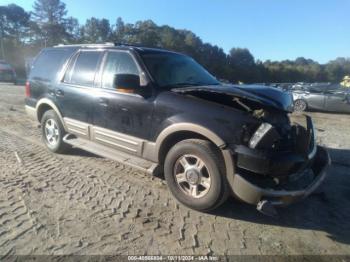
294, 99, 307, 112
41, 110, 70, 153
164, 139, 229, 211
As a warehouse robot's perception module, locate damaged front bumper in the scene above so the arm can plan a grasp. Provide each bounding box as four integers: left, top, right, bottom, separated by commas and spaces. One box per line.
230, 116, 330, 206
231, 146, 330, 206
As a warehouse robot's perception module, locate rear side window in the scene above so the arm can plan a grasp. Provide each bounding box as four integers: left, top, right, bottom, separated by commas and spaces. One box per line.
64, 51, 101, 86
101, 51, 139, 89
30, 49, 74, 81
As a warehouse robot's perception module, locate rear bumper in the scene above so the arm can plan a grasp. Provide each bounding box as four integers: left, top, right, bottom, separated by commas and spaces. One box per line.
25, 105, 37, 121
231, 146, 330, 206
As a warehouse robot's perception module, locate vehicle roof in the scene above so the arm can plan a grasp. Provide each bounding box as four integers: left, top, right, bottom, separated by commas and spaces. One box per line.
52, 43, 182, 55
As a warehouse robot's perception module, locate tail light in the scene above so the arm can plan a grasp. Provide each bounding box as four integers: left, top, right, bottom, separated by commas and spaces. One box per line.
25, 81, 31, 97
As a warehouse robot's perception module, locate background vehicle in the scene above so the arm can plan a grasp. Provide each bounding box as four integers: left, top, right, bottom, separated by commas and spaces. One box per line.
0, 60, 17, 84
292, 83, 350, 113
25, 44, 329, 214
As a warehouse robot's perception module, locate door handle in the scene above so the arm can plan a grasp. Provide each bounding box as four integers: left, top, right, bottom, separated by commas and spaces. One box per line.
98, 98, 109, 107
55, 89, 64, 97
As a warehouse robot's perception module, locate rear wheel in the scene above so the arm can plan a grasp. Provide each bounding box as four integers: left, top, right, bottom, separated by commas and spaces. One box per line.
164, 139, 229, 211
41, 110, 70, 153
294, 99, 307, 112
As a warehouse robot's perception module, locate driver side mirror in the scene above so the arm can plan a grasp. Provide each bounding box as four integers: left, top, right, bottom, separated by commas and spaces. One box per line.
113, 74, 141, 94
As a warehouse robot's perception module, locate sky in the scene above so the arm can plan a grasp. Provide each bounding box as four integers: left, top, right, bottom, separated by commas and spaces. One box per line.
3, 0, 350, 63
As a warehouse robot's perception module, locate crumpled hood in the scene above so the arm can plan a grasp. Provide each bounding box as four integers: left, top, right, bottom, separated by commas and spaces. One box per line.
172, 84, 294, 112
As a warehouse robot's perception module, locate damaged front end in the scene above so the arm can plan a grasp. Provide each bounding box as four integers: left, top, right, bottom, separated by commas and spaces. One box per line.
173, 85, 330, 211
232, 114, 330, 208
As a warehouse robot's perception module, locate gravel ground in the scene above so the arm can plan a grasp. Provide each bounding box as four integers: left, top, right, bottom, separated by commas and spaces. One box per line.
0, 83, 350, 256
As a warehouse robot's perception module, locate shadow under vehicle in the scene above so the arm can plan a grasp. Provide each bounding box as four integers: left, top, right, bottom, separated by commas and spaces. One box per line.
292, 83, 350, 113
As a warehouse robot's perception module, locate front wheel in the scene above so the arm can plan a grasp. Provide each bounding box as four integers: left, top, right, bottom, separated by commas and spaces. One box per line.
164, 139, 229, 211
41, 110, 70, 153
294, 99, 307, 112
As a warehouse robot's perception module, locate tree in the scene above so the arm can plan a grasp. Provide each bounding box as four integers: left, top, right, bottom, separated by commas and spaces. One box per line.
1, 2, 350, 83
229, 48, 255, 67
81, 17, 111, 43
0, 4, 30, 44
0, 4, 30, 74
31, 0, 69, 46
65, 16, 80, 43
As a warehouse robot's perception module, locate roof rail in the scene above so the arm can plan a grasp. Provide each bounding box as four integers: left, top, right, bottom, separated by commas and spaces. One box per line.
53, 42, 166, 51
54, 43, 115, 48
114, 42, 165, 49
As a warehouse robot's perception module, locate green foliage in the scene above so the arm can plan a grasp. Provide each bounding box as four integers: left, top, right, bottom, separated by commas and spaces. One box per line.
31, 0, 68, 46
81, 17, 111, 43
0, 0, 350, 82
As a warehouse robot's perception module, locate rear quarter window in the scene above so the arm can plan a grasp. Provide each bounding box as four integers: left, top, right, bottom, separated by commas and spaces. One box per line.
63, 51, 102, 87
30, 48, 75, 82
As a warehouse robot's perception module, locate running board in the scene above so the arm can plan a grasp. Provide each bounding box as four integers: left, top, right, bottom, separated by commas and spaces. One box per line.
63, 134, 160, 175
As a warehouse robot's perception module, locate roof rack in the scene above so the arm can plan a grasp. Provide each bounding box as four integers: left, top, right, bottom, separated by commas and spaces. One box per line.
53, 42, 166, 51
54, 43, 115, 48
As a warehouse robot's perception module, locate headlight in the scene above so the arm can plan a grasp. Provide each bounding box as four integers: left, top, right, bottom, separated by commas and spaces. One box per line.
249, 123, 273, 149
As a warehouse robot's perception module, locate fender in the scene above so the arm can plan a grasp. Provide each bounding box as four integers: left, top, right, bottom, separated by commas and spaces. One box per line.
36, 98, 68, 131
153, 123, 235, 188
155, 122, 226, 153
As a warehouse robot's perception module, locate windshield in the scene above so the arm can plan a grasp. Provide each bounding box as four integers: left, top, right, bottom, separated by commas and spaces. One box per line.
141, 52, 219, 88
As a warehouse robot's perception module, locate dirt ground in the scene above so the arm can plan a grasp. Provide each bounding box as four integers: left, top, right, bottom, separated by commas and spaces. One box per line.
0, 83, 349, 256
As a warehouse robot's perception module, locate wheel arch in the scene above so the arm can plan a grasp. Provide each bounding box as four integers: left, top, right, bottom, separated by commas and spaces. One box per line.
36, 98, 67, 130
155, 123, 227, 165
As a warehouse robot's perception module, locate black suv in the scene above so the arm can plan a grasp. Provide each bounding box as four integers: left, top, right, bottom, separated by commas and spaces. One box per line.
25, 44, 329, 213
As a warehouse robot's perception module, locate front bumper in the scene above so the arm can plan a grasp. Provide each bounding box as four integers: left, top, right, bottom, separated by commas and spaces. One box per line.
229, 115, 330, 206
234, 116, 317, 177
231, 146, 330, 206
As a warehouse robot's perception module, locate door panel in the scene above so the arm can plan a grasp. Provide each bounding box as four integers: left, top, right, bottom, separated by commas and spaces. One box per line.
93, 90, 154, 141
55, 84, 95, 123
56, 50, 103, 127
305, 93, 326, 110
92, 51, 154, 143
325, 90, 350, 113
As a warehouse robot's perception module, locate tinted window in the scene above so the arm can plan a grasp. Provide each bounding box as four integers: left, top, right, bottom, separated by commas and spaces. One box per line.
101, 51, 139, 89
308, 86, 326, 93
65, 51, 101, 86
30, 49, 74, 81
141, 52, 219, 88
